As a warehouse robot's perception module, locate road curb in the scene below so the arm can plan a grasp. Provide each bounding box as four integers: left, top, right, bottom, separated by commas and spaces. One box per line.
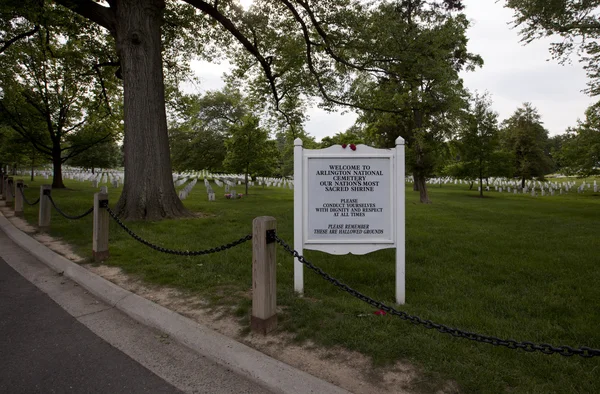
0, 211, 349, 394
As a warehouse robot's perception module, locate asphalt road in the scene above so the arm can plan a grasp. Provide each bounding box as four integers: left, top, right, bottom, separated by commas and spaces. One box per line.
0, 257, 182, 394
0, 224, 272, 394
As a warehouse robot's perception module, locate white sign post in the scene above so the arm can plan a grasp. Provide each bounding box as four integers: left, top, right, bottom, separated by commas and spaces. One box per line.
293, 137, 406, 304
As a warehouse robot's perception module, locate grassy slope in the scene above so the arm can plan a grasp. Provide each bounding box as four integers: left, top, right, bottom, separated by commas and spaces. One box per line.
16, 177, 600, 393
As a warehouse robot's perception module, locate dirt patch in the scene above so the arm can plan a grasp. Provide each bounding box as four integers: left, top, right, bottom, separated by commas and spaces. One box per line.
86, 265, 426, 394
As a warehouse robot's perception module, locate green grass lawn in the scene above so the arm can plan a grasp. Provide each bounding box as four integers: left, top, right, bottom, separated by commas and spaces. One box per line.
12, 176, 600, 393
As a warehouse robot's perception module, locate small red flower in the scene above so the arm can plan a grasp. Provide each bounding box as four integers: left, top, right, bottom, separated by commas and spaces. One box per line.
341, 143, 347, 149
350, 144, 357, 151
374, 309, 387, 316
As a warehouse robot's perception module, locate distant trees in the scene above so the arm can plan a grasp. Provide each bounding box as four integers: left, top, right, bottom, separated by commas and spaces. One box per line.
169, 87, 280, 191
501, 103, 553, 188
559, 103, 600, 176
223, 115, 279, 195
446, 94, 512, 196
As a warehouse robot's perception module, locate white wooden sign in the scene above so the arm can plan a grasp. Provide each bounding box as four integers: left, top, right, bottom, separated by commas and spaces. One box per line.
293, 137, 406, 304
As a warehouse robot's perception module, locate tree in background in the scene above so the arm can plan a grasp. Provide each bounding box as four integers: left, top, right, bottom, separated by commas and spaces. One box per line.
446, 93, 512, 197
559, 103, 600, 176
223, 115, 279, 195
168, 88, 247, 173
502, 103, 553, 188
349, 0, 482, 203
505, 0, 600, 95
319, 125, 367, 148
66, 139, 122, 172
0, 19, 118, 188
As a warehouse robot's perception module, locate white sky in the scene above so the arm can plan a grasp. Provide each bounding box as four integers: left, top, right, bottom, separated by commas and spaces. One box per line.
186, 0, 596, 140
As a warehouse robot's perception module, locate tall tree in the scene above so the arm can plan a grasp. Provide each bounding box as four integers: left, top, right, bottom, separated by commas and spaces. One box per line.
447, 93, 511, 197
168, 88, 246, 172
350, 0, 482, 203
505, 0, 600, 95
502, 103, 553, 187
0, 25, 117, 188
5, 0, 390, 220
223, 114, 279, 195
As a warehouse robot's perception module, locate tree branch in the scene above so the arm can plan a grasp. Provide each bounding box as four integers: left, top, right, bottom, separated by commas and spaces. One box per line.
0, 25, 40, 54
53, 0, 116, 33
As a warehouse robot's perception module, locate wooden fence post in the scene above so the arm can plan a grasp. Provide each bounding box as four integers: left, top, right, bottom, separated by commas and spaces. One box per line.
6, 177, 14, 204
14, 180, 24, 216
39, 185, 51, 231
93, 190, 109, 261
251, 216, 277, 335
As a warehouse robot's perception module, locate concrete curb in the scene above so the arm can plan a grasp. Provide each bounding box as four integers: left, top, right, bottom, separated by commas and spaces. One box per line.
0, 211, 349, 394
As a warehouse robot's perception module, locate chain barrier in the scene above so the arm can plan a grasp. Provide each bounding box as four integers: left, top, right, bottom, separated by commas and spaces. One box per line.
47, 195, 94, 220
18, 186, 40, 206
274, 235, 600, 358
104, 206, 252, 255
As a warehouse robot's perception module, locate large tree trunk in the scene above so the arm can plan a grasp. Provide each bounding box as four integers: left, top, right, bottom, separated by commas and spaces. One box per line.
113, 0, 189, 220
52, 142, 65, 189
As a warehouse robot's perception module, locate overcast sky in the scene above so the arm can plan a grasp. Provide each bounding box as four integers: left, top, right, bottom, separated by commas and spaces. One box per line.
185, 0, 596, 140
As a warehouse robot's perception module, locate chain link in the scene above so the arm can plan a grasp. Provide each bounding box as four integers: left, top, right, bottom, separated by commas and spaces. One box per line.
47, 195, 94, 220
274, 235, 600, 358
18, 186, 40, 205
105, 206, 252, 255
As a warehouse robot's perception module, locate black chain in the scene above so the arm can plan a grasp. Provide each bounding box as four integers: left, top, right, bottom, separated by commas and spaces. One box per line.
18, 186, 40, 205
47, 195, 94, 220
275, 235, 600, 358
105, 206, 252, 255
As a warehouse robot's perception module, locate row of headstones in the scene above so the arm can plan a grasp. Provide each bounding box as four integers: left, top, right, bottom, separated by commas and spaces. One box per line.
178, 178, 197, 200
414, 176, 598, 195
478, 180, 598, 195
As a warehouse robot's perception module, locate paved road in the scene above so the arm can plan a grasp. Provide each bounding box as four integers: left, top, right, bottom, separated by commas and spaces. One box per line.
0, 257, 181, 393
0, 228, 272, 394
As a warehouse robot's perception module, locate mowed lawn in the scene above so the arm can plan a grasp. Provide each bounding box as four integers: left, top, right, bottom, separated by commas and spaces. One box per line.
13, 177, 600, 393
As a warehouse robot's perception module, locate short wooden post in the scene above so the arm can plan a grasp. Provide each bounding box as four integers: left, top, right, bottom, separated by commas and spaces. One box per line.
251, 216, 277, 335
14, 180, 24, 216
6, 177, 14, 204
39, 185, 51, 230
93, 190, 109, 261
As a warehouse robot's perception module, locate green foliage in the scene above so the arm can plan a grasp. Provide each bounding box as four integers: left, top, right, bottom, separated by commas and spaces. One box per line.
505, 0, 600, 95
66, 139, 122, 171
349, 0, 482, 201
0, 8, 120, 187
274, 125, 318, 177
501, 103, 554, 185
169, 88, 248, 172
446, 93, 512, 194
559, 103, 600, 176
319, 124, 367, 148
223, 115, 279, 189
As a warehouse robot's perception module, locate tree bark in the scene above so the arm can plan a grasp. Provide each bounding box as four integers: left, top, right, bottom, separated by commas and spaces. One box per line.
112, 0, 189, 220
412, 170, 419, 191
52, 141, 65, 188
245, 167, 249, 195
415, 174, 430, 203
